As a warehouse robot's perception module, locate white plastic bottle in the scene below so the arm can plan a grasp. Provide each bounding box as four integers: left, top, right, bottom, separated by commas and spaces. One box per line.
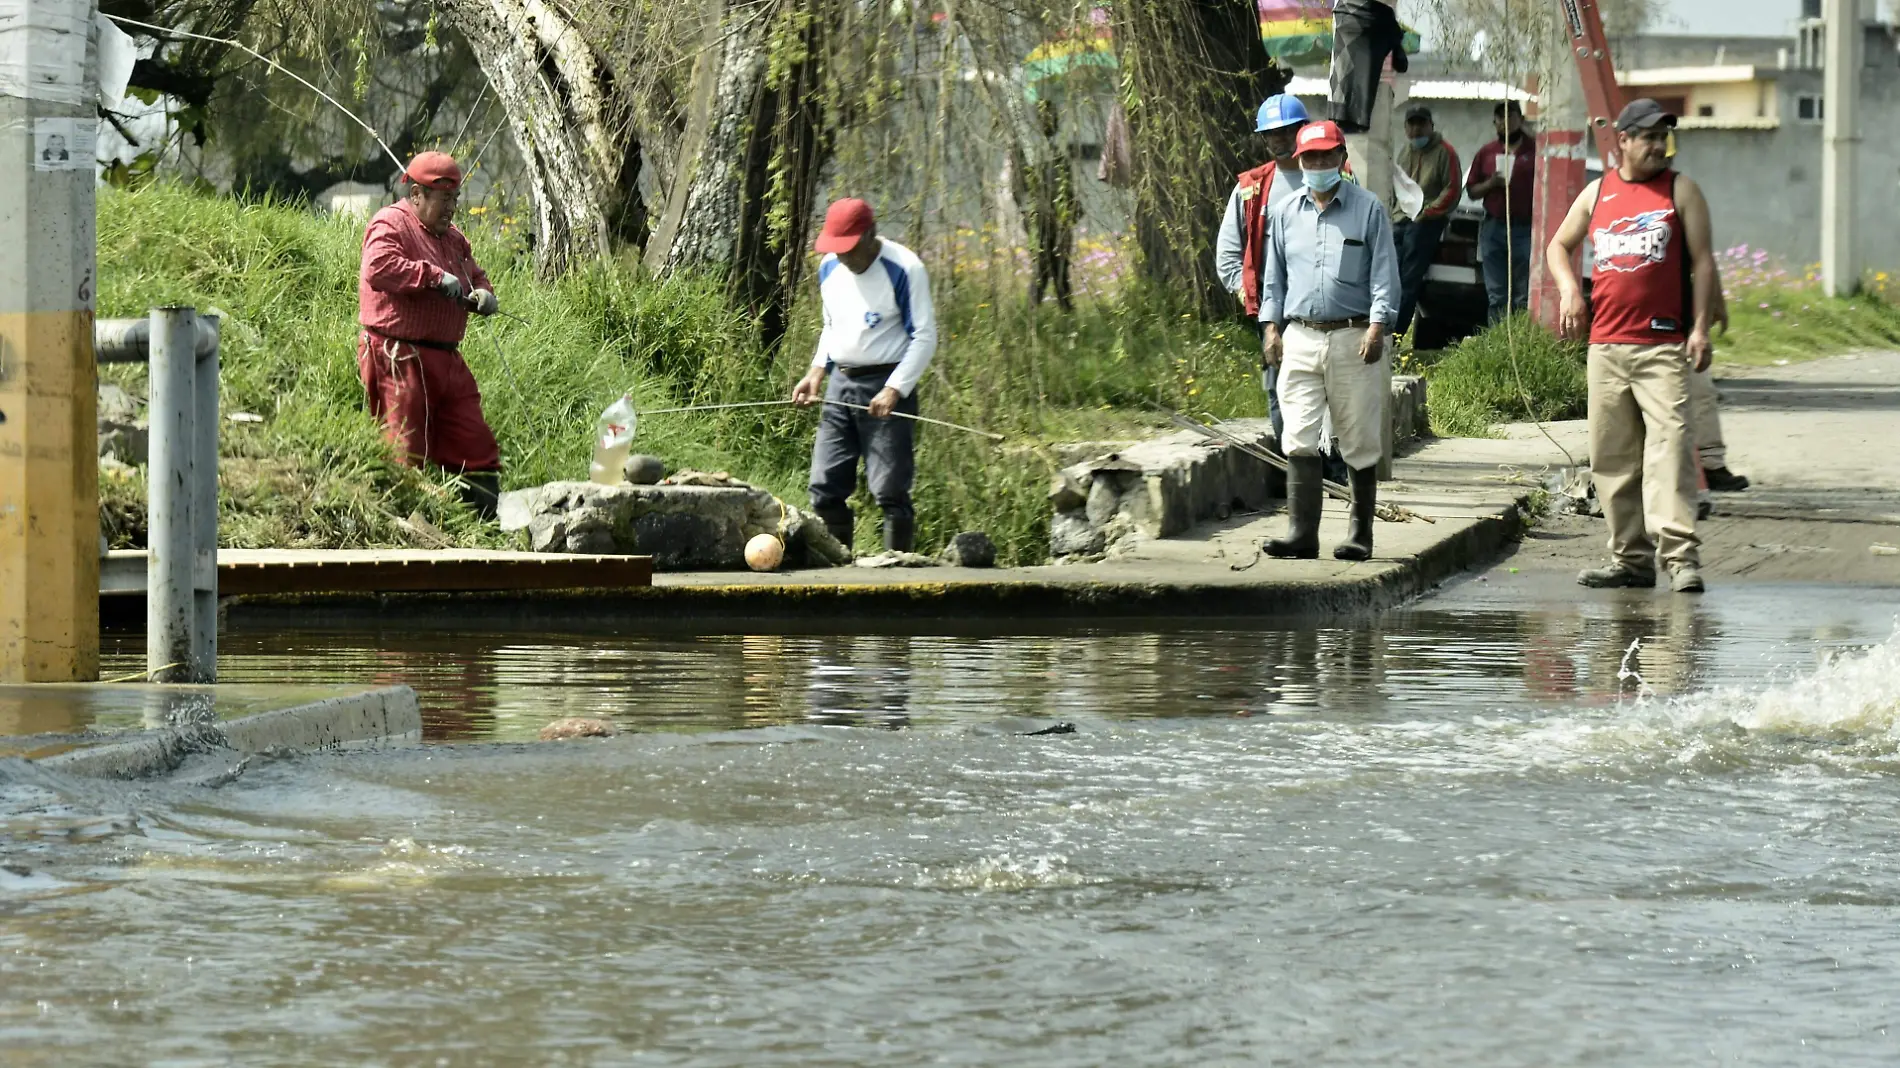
589, 395, 638, 485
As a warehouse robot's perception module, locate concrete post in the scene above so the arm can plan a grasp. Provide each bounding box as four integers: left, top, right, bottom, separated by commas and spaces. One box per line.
147, 307, 197, 683
192, 317, 220, 680
0, 0, 99, 682
1821, 0, 1860, 297
1530, 18, 1590, 330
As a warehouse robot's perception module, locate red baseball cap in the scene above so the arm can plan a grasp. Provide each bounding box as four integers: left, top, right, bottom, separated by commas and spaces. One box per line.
1293, 120, 1345, 156
404, 151, 462, 191
815, 198, 875, 254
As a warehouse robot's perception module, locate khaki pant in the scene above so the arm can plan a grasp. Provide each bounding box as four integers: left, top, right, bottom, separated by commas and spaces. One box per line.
1278, 322, 1387, 470
1588, 342, 1701, 572
1688, 365, 1725, 468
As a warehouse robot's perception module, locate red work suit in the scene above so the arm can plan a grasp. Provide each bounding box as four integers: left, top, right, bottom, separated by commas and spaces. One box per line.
356, 199, 501, 472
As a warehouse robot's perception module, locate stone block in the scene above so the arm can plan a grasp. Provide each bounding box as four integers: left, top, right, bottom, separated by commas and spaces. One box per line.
1050, 510, 1104, 556
98, 422, 148, 466
1048, 470, 1090, 512
1046, 418, 1278, 558
98, 383, 138, 425
511, 480, 855, 570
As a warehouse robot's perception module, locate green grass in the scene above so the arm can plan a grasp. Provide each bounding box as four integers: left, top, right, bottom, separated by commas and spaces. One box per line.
1410, 315, 1588, 439
1716, 287, 1900, 367
98, 184, 1265, 565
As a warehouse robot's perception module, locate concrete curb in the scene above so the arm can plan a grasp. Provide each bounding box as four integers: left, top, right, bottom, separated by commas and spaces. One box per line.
215, 499, 1529, 630
38, 685, 422, 779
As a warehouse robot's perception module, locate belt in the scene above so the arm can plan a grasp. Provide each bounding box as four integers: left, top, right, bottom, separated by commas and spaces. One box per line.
364, 327, 456, 352
1292, 317, 1371, 332
837, 362, 900, 379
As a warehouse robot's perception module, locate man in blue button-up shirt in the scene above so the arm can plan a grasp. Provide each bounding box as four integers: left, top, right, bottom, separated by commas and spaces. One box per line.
1257, 120, 1401, 563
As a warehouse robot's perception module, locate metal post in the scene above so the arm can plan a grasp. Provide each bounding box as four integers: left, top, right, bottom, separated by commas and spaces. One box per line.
0, 0, 100, 682
192, 317, 220, 680
1821, 0, 1860, 297
148, 307, 197, 683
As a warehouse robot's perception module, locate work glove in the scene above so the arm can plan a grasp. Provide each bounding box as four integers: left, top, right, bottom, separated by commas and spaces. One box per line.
468, 288, 499, 316
438, 271, 464, 302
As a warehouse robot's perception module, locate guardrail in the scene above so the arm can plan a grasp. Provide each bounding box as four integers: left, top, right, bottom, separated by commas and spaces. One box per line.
97, 308, 220, 683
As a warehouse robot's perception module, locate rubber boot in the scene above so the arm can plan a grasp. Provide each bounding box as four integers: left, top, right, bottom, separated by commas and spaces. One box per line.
1265, 455, 1322, 559
884, 514, 915, 554
816, 504, 854, 554
460, 471, 501, 522
1333, 465, 1377, 561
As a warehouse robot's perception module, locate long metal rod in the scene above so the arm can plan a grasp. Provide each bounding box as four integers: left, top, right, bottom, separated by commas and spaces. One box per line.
634, 398, 1005, 441
147, 307, 197, 683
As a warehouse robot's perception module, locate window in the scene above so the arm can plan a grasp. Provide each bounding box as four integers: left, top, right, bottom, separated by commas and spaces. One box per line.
1696, 104, 1715, 117
1796, 93, 1825, 121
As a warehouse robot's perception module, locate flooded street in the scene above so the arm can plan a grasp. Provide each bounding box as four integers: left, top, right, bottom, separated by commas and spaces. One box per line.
7, 580, 1900, 1064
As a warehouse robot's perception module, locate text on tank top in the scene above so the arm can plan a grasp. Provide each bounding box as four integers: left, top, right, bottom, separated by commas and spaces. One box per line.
1587, 168, 1689, 345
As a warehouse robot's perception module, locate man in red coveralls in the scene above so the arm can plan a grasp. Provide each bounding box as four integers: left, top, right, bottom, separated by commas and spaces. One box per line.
1546, 99, 1717, 594
358, 151, 504, 520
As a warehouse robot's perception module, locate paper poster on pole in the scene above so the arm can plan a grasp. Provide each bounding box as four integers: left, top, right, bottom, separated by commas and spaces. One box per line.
0, 0, 93, 105
32, 115, 92, 170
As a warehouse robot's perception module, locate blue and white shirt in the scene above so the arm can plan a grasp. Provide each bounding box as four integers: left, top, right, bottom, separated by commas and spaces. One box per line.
811, 238, 938, 397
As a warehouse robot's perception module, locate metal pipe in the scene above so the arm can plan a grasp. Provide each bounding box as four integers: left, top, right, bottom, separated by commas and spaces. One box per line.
94, 317, 220, 364
147, 307, 197, 683
192, 315, 221, 681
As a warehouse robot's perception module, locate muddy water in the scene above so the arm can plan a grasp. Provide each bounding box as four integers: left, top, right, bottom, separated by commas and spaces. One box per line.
8, 581, 1900, 1065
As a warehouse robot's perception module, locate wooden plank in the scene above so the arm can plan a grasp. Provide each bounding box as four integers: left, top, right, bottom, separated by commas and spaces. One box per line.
101, 550, 653, 597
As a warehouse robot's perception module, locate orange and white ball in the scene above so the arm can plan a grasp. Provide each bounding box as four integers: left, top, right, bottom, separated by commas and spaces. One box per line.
745, 534, 786, 572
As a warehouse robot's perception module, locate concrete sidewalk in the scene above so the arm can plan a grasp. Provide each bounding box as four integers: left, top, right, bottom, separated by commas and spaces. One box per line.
229, 431, 1570, 628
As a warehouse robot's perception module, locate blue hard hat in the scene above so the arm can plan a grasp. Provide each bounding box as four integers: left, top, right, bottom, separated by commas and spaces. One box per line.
1255, 94, 1309, 133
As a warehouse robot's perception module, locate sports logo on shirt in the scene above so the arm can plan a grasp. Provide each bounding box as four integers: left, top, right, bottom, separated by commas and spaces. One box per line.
1591, 210, 1674, 273
864, 311, 882, 327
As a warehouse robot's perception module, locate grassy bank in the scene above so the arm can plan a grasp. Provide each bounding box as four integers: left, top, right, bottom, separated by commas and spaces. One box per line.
1712, 252, 1900, 366
1407, 315, 1587, 438
98, 184, 1264, 564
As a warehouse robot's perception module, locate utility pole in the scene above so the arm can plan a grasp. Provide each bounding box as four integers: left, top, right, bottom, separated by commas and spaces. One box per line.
1531, 0, 1625, 329
0, 0, 99, 682
1821, 0, 1860, 297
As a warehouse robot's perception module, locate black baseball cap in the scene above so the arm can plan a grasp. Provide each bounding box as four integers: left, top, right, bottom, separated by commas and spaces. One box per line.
1404, 104, 1433, 123
1615, 97, 1678, 132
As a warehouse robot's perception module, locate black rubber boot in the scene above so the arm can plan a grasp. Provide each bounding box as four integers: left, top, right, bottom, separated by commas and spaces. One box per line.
815, 504, 854, 553
1265, 455, 1323, 559
884, 514, 915, 554
1333, 465, 1377, 561
460, 471, 501, 522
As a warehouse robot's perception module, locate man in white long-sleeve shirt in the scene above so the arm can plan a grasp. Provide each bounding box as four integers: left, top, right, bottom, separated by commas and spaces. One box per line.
791, 198, 939, 554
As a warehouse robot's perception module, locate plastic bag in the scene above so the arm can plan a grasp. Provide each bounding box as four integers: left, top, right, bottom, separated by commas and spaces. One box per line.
1392, 164, 1425, 221
589, 395, 638, 485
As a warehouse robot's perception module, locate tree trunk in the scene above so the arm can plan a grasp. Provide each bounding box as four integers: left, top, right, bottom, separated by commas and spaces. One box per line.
1117, 0, 1283, 314
442, 0, 644, 276
652, 0, 832, 351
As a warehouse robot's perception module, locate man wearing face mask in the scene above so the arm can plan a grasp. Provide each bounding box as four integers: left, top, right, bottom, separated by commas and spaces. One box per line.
1546, 99, 1717, 594
1258, 120, 1401, 562
1465, 100, 1536, 322
1392, 104, 1461, 339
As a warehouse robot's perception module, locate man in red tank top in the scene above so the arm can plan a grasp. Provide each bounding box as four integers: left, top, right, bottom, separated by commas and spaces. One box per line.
1545, 99, 1717, 593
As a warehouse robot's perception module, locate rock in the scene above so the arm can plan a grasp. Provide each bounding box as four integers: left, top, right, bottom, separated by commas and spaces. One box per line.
1085, 475, 1122, 527
778, 505, 852, 567
97, 422, 148, 466
1050, 510, 1104, 556
527, 512, 568, 553
1048, 469, 1091, 512
97, 383, 138, 425
562, 507, 618, 554
854, 551, 939, 568
498, 488, 538, 532
942, 531, 996, 568
539, 717, 617, 740
623, 453, 667, 485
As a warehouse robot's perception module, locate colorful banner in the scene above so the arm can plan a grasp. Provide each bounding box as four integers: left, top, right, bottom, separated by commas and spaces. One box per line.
1258, 0, 1421, 69
1024, 7, 1117, 101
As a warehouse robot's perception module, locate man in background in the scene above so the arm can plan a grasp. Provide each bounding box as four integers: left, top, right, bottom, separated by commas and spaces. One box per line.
791, 199, 938, 555
1392, 104, 1461, 339
357, 150, 504, 520
1217, 93, 1312, 441
1018, 100, 1078, 312
1465, 100, 1536, 322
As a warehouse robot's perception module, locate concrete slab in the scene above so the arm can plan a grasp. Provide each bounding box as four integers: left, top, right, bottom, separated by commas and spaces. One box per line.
4, 684, 421, 776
